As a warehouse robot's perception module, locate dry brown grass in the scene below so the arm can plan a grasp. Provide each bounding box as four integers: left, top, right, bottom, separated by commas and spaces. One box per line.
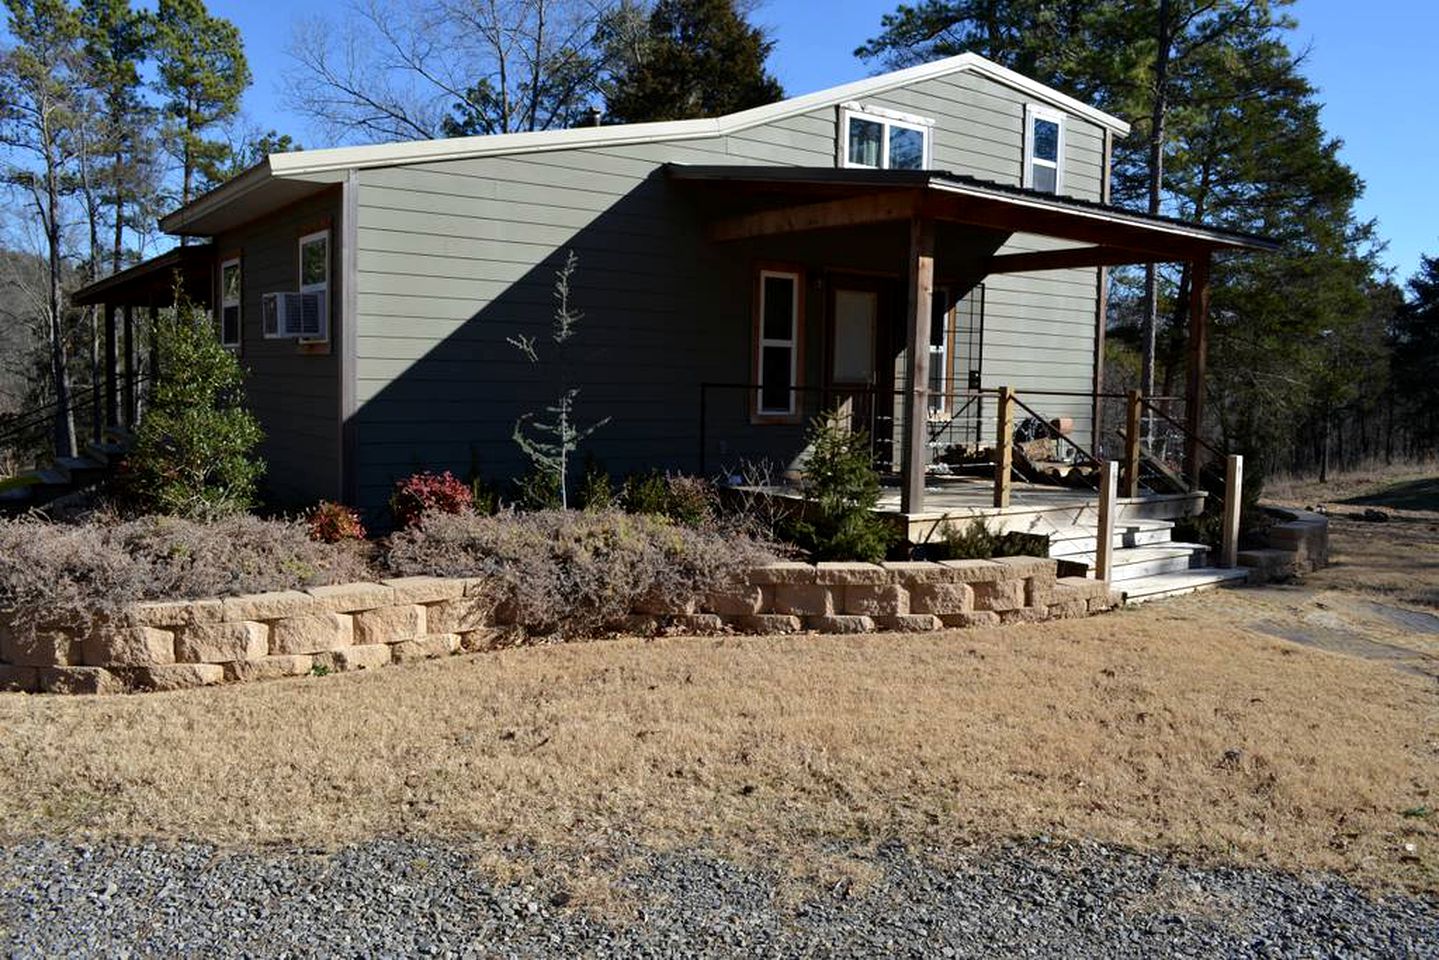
0, 607, 1433, 892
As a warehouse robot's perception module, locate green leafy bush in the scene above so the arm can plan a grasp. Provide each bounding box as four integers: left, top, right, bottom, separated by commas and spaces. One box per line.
384, 509, 776, 637
121, 302, 264, 518
786, 410, 896, 562
620, 471, 718, 526
924, 518, 1046, 561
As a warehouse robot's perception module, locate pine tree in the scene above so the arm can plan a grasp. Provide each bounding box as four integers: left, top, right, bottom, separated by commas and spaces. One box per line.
1393, 256, 1439, 454
153, 0, 249, 207
604, 0, 783, 123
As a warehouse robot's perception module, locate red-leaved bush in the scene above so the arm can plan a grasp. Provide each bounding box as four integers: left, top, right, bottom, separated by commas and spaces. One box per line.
389, 470, 474, 528
307, 500, 367, 543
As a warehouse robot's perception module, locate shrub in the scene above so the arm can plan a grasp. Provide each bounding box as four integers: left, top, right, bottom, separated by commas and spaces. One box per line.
620, 471, 718, 526
511, 466, 563, 512
121, 301, 264, 518
577, 460, 616, 511
786, 410, 896, 562
0, 514, 374, 639
307, 501, 367, 543
384, 509, 776, 637
390, 471, 474, 528
923, 518, 1047, 561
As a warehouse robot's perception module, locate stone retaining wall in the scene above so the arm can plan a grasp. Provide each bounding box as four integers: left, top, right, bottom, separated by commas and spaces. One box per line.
1238, 507, 1330, 584
0, 558, 1120, 695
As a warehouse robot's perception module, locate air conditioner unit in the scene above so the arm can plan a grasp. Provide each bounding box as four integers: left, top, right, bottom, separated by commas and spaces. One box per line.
262, 291, 327, 340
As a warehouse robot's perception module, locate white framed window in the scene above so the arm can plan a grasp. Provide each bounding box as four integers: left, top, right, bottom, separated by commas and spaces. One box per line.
219, 257, 241, 349
297, 229, 330, 342
839, 103, 932, 171
928, 288, 952, 417
1023, 104, 1064, 194
755, 268, 801, 419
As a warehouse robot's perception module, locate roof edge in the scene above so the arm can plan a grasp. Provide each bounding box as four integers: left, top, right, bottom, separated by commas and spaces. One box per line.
159, 159, 272, 235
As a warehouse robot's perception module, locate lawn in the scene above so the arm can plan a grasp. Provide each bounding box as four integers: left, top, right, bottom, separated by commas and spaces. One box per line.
0, 465, 1434, 897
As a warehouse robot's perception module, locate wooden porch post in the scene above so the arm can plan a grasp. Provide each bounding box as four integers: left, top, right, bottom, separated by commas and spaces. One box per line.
993, 385, 1014, 508
122, 304, 136, 427
1184, 253, 1211, 486
1122, 388, 1142, 497
104, 303, 118, 428
900, 216, 936, 515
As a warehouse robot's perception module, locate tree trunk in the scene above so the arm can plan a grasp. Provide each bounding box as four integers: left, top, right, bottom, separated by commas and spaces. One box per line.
45, 161, 76, 459
1140, 0, 1172, 430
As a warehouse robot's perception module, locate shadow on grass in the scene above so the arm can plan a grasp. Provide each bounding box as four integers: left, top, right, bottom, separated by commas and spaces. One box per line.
1340, 477, 1439, 511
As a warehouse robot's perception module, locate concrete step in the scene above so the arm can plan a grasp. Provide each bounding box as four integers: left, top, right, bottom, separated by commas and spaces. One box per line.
1122, 567, 1251, 605
1109, 542, 1210, 582
54, 455, 108, 478
84, 440, 129, 464
1047, 519, 1175, 559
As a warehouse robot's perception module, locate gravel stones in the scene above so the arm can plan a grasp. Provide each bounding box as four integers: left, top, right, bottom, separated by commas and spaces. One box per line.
0, 836, 1432, 958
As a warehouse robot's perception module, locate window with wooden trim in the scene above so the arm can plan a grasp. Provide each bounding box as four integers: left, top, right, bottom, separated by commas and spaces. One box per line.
298, 229, 330, 342
219, 257, 241, 348
755, 269, 801, 418
1024, 104, 1064, 194
839, 104, 932, 171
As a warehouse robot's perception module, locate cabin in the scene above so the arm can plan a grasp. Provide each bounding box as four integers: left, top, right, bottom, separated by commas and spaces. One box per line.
74, 53, 1275, 597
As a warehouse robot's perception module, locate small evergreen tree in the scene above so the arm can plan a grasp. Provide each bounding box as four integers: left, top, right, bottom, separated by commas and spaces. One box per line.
603, 0, 783, 123
124, 299, 264, 518
788, 410, 895, 563
509, 251, 608, 509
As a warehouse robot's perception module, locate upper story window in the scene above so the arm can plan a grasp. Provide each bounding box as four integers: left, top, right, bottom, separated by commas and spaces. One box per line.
219, 257, 241, 349
839, 104, 932, 171
1023, 104, 1064, 194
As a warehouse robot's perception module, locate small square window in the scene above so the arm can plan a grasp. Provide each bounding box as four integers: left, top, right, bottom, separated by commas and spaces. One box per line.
888, 126, 926, 170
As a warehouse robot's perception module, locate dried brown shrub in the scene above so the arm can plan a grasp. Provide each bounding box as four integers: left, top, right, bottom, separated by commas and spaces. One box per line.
0, 514, 375, 636
385, 509, 776, 636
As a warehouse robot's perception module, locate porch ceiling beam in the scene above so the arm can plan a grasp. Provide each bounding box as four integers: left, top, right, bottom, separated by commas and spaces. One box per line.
705, 190, 924, 242
983, 245, 1164, 275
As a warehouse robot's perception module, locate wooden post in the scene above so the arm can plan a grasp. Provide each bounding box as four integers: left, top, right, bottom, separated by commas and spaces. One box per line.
122, 304, 136, 427
993, 385, 1015, 508
1122, 388, 1142, 497
103, 303, 118, 428
1220, 454, 1243, 568
900, 216, 936, 515
1184, 254, 1211, 486
1096, 460, 1118, 583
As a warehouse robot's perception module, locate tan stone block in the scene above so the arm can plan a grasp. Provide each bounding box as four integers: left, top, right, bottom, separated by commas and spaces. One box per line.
83, 625, 175, 667
1024, 571, 1058, 608
424, 597, 493, 634
703, 585, 764, 616
842, 584, 909, 616
1088, 592, 1123, 614
999, 606, 1049, 625
38, 665, 125, 695
936, 559, 1006, 583
880, 561, 960, 584
224, 655, 313, 683
127, 663, 224, 692
940, 611, 1001, 629
221, 591, 315, 622
990, 556, 1056, 578
634, 592, 697, 616
315, 643, 393, 672
769, 583, 834, 617
814, 562, 888, 585
804, 614, 875, 634
176, 621, 268, 663
909, 582, 974, 615
270, 613, 353, 656
728, 613, 802, 634
122, 599, 223, 627
0, 664, 39, 692
1055, 576, 1110, 601
381, 576, 466, 604
1048, 599, 1089, 620
667, 613, 726, 635
1, 626, 83, 667
391, 633, 460, 663
876, 614, 943, 633
972, 579, 1025, 612
305, 582, 395, 613
353, 605, 425, 645
745, 562, 816, 586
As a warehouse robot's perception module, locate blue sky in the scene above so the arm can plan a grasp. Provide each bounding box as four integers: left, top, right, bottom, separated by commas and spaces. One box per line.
208, 0, 1436, 282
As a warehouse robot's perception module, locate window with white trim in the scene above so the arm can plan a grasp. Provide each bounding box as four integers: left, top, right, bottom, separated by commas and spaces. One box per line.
1023, 104, 1064, 194
298, 229, 330, 342
756, 269, 800, 418
928, 288, 952, 417
219, 257, 241, 348
839, 105, 932, 170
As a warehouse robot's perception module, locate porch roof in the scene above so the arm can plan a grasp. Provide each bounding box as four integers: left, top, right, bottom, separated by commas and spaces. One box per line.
72, 244, 213, 308
664, 164, 1278, 267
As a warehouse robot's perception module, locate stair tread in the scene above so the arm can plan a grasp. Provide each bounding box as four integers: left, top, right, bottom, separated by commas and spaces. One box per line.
1122, 567, 1250, 602
1112, 543, 1210, 563
54, 456, 106, 471
31, 469, 69, 485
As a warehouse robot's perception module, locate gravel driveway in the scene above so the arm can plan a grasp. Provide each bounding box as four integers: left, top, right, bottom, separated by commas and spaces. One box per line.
2, 836, 1434, 958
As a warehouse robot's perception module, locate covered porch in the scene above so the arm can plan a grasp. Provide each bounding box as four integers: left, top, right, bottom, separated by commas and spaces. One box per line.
669, 164, 1277, 519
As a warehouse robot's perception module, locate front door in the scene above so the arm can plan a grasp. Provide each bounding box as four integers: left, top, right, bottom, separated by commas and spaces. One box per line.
827, 282, 888, 463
